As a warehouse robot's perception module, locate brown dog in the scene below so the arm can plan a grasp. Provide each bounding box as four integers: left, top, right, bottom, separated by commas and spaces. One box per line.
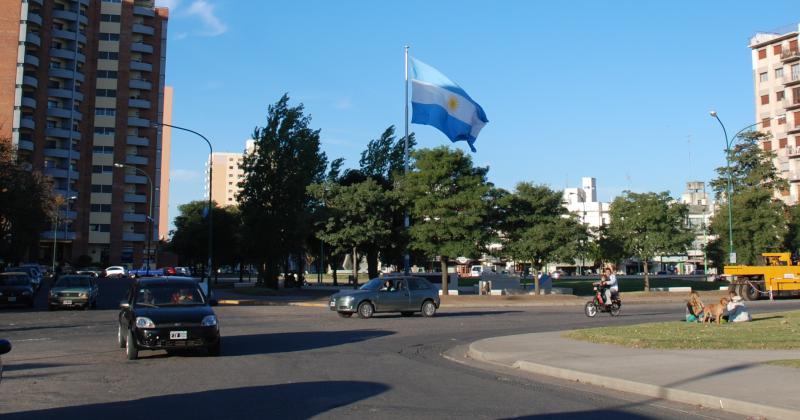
703, 298, 730, 324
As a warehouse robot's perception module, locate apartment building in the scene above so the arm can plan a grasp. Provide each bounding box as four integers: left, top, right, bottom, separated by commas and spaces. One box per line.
562, 177, 610, 230
750, 23, 800, 204
679, 181, 715, 273
0, 0, 169, 266
205, 140, 254, 206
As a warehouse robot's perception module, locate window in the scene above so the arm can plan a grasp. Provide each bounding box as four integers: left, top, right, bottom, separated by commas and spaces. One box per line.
764, 141, 772, 151
92, 146, 114, 154
100, 14, 121, 23
97, 89, 117, 97
792, 64, 800, 81
98, 51, 119, 60
794, 87, 800, 105
98, 32, 120, 41
761, 94, 769, 105
229, 166, 233, 169
90, 204, 112, 212
778, 91, 785, 101
760, 72, 768, 83
97, 70, 118, 78
91, 184, 113, 193
94, 127, 115, 135
90, 224, 111, 232
796, 136, 800, 147
780, 138, 788, 148
228, 181, 232, 185
776, 68, 784, 79
779, 115, 786, 125
95, 107, 116, 116
758, 49, 767, 59
774, 44, 783, 55
92, 165, 113, 173
762, 118, 771, 128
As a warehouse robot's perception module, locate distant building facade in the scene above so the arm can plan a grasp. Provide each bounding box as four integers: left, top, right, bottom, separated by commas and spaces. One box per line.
205, 139, 254, 206
563, 177, 610, 230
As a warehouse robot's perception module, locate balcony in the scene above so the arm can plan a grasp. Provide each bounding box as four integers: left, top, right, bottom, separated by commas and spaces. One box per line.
128, 117, 150, 128
788, 124, 800, 135
52, 9, 88, 25
123, 232, 146, 242
49, 67, 85, 83
25, 12, 42, 26
133, 6, 155, 17
44, 126, 80, 140
127, 136, 149, 146
21, 96, 36, 109
41, 231, 77, 241
51, 29, 86, 45
784, 73, 800, 87
18, 140, 34, 151
22, 75, 37, 88
125, 155, 148, 165
132, 23, 155, 36
49, 48, 86, 63
24, 31, 41, 47
124, 193, 147, 204
44, 167, 79, 180
46, 107, 82, 120
782, 49, 800, 62
125, 174, 149, 184
128, 98, 151, 109
24, 54, 39, 67
43, 147, 72, 159
130, 61, 152, 72
784, 98, 800, 111
123, 213, 147, 223
129, 79, 152, 90
48, 88, 84, 101
788, 146, 800, 158
131, 42, 154, 54
20, 117, 35, 130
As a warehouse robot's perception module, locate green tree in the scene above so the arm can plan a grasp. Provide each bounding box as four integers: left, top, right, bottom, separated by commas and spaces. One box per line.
168, 200, 241, 276
0, 140, 54, 262
709, 131, 787, 265
608, 191, 694, 290
396, 147, 492, 294
238, 95, 327, 288
497, 183, 588, 294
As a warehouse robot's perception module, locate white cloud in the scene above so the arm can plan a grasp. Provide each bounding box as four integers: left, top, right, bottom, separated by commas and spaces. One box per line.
171, 169, 201, 182
155, 0, 181, 10
186, 0, 227, 36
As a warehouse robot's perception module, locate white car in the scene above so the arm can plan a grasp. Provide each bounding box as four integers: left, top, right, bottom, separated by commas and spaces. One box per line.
104, 266, 127, 278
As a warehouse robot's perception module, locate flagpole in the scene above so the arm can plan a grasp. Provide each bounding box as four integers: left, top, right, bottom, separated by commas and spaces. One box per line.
403, 45, 410, 275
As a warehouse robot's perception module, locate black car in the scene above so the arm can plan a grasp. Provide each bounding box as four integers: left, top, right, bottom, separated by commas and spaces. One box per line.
118, 277, 220, 360
0, 339, 10, 383
0, 273, 35, 308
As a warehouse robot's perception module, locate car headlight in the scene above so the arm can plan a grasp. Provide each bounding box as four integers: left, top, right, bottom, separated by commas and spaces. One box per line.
49, 290, 57, 297
21, 291, 31, 296
79, 292, 87, 298
201, 315, 218, 327
135, 317, 155, 329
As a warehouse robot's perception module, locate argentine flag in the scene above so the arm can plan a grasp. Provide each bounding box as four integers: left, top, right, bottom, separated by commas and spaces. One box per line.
410, 57, 488, 152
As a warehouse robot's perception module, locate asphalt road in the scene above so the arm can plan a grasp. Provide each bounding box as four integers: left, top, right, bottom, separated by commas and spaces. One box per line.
2, 277, 800, 419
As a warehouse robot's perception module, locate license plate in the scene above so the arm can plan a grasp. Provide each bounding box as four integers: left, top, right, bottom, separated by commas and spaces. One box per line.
8, 297, 15, 302
63, 300, 72, 305
170, 331, 187, 340
329, 301, 335, 307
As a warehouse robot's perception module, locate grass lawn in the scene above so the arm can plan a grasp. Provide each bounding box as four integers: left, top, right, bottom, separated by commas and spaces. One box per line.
765, 359, 800, 368
565, 311, 800, 350
552, 277, 727, 296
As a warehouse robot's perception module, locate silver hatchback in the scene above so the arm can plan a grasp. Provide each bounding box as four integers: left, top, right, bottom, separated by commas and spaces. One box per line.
329, 276, 441, 319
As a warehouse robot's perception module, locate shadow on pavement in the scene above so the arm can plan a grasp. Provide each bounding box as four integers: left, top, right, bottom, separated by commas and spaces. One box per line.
503, 410, 652, 419
221, 329, 394, 356
1, 381, 390, 420
4, 362, 77, 372
374, 310, 524, 318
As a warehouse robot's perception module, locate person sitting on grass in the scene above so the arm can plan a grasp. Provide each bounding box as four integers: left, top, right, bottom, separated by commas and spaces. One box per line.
686, 291, 704, 322
726, 294, 751, 323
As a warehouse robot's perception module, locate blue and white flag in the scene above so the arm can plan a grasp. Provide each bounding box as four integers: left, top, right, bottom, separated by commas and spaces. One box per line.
410, 57, 488, 152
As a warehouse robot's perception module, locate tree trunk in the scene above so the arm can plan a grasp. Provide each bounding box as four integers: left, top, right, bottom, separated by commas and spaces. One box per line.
533, 262, 540, 295
352, 247, 358, 289
643, 260, 650, 291
264, 262, 279, 289
297, 252, 305, 289
366, 246, 379, 279
440, 257, 449, 296
332, 254, 338, 286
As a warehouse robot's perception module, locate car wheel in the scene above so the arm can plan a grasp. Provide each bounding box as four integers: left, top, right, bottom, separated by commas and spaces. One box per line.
584, 301, 598, 317
83, 303, 91, 311
27, 300, 34, 308
610, 302, 621, 316
208, 339, 221, 357
357, 302, 374, 319
117, 324, 126, 348
401, 311, 414, 317
48, 305, 55, 311
421, 300, 436, 317
126, 330, 138, 360
337, 312, 353, 318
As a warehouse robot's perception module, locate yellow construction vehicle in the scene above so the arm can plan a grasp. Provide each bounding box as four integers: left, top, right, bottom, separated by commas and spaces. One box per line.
723, 252, 800, 300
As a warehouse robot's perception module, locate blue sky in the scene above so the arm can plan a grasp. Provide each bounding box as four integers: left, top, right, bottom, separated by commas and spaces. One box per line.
155, 0, 798, 230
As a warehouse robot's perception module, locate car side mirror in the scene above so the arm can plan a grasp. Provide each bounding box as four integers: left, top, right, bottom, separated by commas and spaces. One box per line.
0, 339, 11, 355
209, 299, 218, 307
119, 302, 130, 310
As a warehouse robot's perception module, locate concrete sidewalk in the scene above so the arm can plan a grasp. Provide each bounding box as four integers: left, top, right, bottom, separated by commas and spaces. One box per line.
468, 331, 800, 419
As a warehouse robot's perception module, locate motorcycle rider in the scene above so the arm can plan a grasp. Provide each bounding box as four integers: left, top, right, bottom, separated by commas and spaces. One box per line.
601, 267, 618, 307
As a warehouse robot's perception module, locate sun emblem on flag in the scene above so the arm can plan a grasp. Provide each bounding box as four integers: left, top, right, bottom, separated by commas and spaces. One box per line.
447, 95, 459, 112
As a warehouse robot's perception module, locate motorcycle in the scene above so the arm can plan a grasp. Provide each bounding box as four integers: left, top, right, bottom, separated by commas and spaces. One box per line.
584, 282, 621, 317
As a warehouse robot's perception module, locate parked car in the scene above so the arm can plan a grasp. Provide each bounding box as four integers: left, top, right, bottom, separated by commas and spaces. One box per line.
0, 339, 10, 383
76, 267, 102, 278
48, 275, 99, 310
104, 266, 127, 279
5, 266, 42, 291
0, 273, 35, 308
690, 269, 705, 275
174, 267, 192, 277
329, 276, 440, 319
118, 277, 220, 360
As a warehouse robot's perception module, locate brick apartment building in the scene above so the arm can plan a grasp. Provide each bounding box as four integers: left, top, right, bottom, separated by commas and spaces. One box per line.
0, 0, 170, 266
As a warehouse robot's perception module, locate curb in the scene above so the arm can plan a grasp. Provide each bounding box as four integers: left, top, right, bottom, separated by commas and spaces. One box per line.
467, 343, 800, 420
217, 299, 328, 307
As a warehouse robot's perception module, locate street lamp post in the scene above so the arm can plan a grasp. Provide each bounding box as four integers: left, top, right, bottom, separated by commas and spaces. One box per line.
52, 195, 76, 276
152, 122, 214, 282
115, 163, 153, 271
709, 111, 784, 265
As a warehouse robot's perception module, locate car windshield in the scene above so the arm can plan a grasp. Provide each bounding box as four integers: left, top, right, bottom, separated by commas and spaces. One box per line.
360, 278, 384, 291
135, 284, 205, 307
55, 277, 91, 288
0, 275, 29, 286
5, 267, 33, 274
